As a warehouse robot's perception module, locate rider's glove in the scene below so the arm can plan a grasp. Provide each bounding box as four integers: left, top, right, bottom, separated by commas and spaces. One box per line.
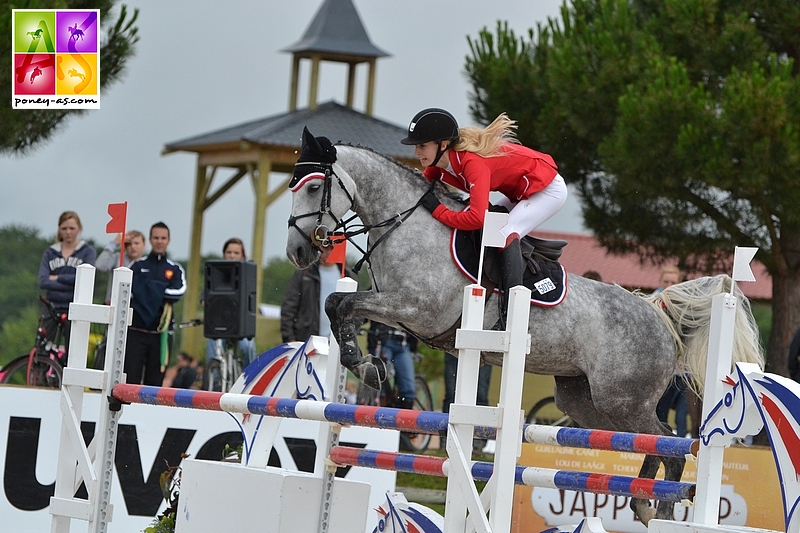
420, 190, 441, 213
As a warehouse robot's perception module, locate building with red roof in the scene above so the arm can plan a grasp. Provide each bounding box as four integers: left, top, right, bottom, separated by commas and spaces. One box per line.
535, 230, 772, 301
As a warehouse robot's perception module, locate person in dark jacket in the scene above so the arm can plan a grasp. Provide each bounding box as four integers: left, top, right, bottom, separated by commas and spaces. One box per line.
37, 211, 96, 362
280, 258, 353, 343
125, 222, 187, 386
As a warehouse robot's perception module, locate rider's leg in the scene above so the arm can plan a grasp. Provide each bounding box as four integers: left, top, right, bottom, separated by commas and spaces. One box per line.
494, 174, 569, 330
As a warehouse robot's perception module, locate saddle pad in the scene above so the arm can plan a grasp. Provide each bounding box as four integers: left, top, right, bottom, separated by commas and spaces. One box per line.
451, 228, 568, 307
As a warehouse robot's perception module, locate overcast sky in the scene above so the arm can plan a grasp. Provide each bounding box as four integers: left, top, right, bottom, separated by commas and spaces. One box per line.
1, 0, 583, 260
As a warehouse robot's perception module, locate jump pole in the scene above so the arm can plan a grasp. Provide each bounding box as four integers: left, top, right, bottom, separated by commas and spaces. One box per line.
110, 384, 698, 458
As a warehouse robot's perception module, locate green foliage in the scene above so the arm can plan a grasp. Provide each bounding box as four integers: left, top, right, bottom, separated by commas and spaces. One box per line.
0, 226, 49, 325
463, 0, 800, 374
261, 257, 297, 306
1, 0, 139, 154
0, 305, 39, 366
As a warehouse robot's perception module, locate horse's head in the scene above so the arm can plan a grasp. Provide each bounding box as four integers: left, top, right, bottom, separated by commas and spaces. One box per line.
699, 363, 764, 446
286, 127, 354, 268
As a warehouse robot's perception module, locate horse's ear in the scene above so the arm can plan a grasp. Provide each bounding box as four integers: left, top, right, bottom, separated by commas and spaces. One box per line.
299, 126, 337, 164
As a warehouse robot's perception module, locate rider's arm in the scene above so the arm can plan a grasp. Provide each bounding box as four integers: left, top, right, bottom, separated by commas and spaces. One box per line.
428, 159, 491, 231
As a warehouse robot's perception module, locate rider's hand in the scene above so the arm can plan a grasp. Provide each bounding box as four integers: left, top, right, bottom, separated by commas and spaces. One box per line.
420, 190, 441, 213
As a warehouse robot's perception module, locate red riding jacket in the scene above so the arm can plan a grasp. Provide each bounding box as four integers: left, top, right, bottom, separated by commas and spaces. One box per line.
422, 143, 558, 231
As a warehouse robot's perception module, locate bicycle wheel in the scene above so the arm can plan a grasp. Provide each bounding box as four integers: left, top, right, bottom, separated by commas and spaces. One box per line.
206, 359, 223, 392
525, 396, 576, 427
0, 354, 33, 385
399, 376, 433, 452
25, 350, 63, 388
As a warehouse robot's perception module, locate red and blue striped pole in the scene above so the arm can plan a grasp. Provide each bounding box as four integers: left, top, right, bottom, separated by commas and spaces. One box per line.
111, 384, 697, 458
329, 446, 696, 503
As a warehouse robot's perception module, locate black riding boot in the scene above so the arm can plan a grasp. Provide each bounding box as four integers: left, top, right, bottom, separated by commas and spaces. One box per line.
494, 237, 524, 331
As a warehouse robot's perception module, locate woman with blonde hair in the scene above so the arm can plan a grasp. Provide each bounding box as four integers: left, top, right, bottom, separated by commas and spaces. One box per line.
401, 108, 568, 326
37, 211, 96, 361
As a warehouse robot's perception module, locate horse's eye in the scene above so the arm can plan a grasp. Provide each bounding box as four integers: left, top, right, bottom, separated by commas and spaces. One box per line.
307, 183, 321, 193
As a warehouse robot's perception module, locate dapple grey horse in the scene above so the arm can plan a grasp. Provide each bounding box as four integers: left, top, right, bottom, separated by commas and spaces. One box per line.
285, 130, 763, 524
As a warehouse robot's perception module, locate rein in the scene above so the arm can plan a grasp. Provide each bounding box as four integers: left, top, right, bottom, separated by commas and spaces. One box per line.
288, 160, 434, 282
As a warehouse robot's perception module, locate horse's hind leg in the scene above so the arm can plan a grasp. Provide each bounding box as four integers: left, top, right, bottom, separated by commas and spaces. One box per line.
554, 376, 685, 525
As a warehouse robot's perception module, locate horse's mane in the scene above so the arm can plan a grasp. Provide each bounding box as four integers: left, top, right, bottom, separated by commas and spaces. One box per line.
335, 143, 467, 206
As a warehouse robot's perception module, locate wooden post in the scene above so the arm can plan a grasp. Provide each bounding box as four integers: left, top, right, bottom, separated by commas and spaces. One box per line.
289, 54, 300, 111
182, 162, 209, 357
252, 152, 272, 306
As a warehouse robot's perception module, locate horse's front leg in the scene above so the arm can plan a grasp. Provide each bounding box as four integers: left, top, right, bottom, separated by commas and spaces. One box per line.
326, 292, 386, 390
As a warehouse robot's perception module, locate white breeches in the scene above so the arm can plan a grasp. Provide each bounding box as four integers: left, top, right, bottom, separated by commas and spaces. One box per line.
496, 174, 568, 241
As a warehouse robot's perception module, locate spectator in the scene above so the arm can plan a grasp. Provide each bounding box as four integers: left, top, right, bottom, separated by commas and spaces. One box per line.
96, 230, 146, 302
203, 238, 257, 386
167, 352, 198, 389
280, 256, 354, 343
367, 321, 417, 410
441, 352, 492, 451
37, 211, 96, 363
654, 266, 691, 437
125, 222, 186, 386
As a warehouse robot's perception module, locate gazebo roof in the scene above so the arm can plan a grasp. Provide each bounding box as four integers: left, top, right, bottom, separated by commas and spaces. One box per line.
282, 0, 389, 58
162, 101, 414, 161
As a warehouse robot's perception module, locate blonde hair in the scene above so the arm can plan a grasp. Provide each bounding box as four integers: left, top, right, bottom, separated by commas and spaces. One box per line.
451, 113, 519, 157
660, 265, 683, 282
56, 211, 82, 242
126, 230, 145, 243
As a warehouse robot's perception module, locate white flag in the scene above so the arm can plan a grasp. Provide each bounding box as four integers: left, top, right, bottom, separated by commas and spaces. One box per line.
481, 211, 509, 248
732, 246, 758, 282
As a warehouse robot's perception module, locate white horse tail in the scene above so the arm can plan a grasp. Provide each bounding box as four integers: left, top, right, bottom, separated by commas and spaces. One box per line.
643, 274, 764, 393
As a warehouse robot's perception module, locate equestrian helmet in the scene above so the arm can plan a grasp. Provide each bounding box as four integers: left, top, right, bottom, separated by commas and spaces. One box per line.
400, 108, 459, 145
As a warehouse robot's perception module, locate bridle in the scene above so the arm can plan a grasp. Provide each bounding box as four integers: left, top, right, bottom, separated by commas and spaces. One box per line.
287, 160, 433, 279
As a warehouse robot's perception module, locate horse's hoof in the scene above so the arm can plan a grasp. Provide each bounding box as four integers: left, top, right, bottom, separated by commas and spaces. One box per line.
630, 500, 657, 526
371, 356, 387, 382
354, 360, 384, 391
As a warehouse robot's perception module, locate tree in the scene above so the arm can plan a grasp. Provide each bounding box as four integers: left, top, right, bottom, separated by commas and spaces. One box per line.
465, 0, 800, 375
1, 0, 138, 154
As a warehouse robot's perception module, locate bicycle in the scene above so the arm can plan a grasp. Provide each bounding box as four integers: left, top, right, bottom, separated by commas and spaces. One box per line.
355, 334, 434, 452
180, 319, 246, 393
525, 395, 577, 427
0, 296, 67, 388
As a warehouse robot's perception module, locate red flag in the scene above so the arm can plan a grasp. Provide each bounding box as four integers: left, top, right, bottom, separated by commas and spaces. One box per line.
327, 237, 347, 273
106, 202, 127, 233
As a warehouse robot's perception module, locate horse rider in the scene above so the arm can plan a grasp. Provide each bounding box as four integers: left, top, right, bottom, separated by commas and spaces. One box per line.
401, 108, 568, 327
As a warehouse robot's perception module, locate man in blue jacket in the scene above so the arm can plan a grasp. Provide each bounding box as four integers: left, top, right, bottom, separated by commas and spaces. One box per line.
125, 222, 186, 385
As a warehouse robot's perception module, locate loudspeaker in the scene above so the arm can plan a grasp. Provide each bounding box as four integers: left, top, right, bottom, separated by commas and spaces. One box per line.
204, 260, 256, 339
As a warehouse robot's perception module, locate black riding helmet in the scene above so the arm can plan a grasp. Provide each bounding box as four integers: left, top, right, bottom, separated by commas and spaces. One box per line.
401, 108, 459, 167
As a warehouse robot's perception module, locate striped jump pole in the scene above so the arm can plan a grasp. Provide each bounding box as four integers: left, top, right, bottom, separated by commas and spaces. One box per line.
111, 384, 698, 458
329, 446, 696, 503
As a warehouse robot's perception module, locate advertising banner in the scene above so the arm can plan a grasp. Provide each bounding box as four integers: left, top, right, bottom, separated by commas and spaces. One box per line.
0, 386, 396, 533
512, 441, 783, 532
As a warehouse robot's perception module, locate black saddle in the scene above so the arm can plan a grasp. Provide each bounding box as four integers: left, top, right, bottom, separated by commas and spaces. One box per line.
451, 229, 568, 306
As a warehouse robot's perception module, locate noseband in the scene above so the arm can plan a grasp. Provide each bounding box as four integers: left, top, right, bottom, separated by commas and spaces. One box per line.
287, 158, 433, 277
